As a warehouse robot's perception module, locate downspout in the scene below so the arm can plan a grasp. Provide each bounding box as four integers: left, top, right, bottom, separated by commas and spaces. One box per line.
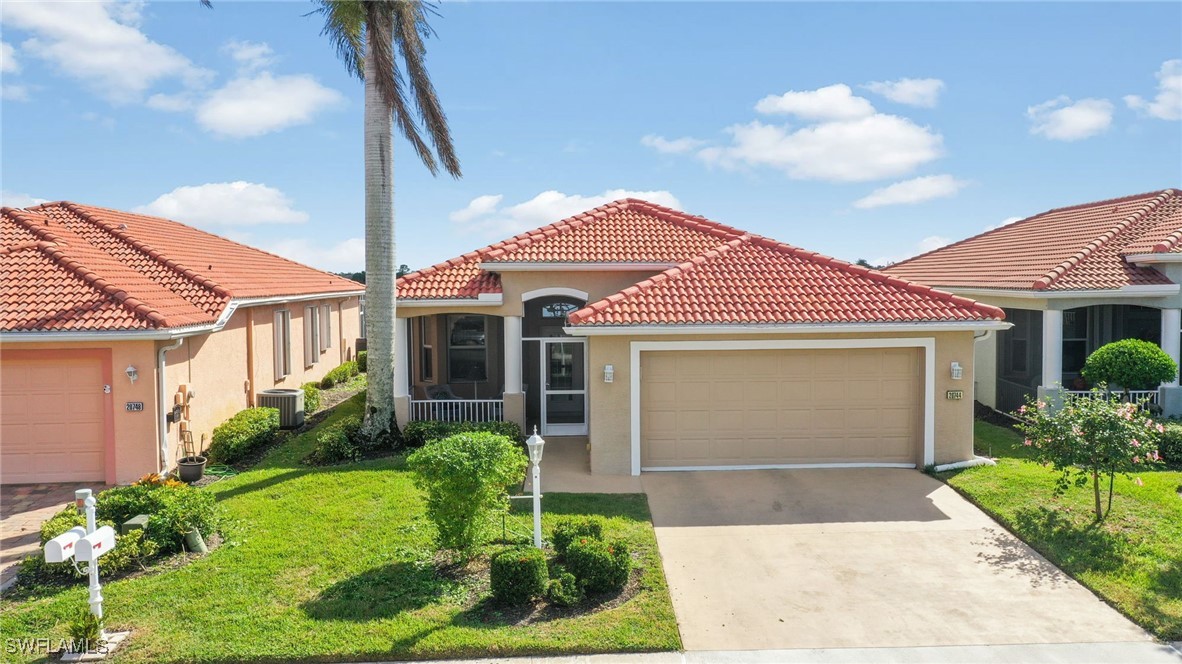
158, 338, 184, 474
974, 329, 995, 344
245, 309, 256, 407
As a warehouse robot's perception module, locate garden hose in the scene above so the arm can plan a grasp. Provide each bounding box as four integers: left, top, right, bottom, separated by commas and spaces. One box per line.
204, 464, 238, 478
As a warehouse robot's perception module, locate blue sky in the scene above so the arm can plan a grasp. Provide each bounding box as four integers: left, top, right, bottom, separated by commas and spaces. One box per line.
2, 1, 1180, 272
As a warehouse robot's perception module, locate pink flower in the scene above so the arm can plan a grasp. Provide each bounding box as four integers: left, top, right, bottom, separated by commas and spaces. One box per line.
1150, 450, 1161, 462
1157, 424, 1165, 433
1133, 456, 1141, 464
1019, 405, 1027, 414
1023, 439, 1033, 446
1132, 439, 1141, 448
1134, 477, 1144, 486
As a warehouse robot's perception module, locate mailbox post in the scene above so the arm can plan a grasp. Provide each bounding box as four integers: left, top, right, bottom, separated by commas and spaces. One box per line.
524, 428, 546, 549
44, 488, 115, 626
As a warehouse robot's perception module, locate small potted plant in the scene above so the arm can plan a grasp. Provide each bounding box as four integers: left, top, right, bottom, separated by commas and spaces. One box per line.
177, 431, 207, 483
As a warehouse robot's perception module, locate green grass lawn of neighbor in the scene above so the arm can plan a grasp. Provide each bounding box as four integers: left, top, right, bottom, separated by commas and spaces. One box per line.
938, 419, 1182, 641
0, 394, 681, 662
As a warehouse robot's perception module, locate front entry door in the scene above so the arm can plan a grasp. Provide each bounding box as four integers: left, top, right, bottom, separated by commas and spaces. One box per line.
541, 339, 588, 435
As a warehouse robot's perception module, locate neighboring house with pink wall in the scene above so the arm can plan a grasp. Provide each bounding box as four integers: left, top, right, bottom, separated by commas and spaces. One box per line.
1, 202, 363, 484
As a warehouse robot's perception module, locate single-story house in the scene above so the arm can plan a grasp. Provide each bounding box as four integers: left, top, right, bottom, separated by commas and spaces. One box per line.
886, 188, 1182, 415
1, 202, 363, 484
393, 198, 1008, 475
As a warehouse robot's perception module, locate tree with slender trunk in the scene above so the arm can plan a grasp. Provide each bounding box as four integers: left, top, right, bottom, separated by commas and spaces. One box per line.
316, 0, 461, 439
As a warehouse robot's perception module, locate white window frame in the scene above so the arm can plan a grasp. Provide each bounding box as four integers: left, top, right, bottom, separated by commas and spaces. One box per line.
320, 303, 332, 352
304, 305, 320, 368
274, 309, 292, 378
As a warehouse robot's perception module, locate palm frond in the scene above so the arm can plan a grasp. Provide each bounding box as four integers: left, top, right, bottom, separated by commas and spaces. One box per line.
391, 0, 461, 177
314, 0, 366, 82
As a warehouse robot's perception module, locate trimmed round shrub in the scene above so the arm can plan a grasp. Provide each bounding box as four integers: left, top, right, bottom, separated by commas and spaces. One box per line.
1082, 339, 1178, 391
357, 350, 368, 373
490, 546, 548, 606
304, 414, 366, 465
301, 382, 321, 414
546, 570, 583, 607
406, 432, 528, 553
208, 407, 280, 463
565, 538, 631, 594
1160, 421, 1182, 465
551, 516, 604, 556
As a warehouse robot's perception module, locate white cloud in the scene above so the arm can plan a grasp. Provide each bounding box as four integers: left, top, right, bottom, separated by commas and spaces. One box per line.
1, 191, 48, 208
640, 134, 707, 155
754, 84, 875, 121
450, 194, 504, 223
1027, 96, 1113, 141
262, 237, 364, 273
146, 91, 195, 112
133, 182, 309, 227
450, 189, 682, 236
222, 40, 276, 74
699, 114, 943, 182
986, 215, 1024, 231
852, 174, 967, 209
1, 40, 19, 73
195, 73, 343, 138
2, 84, 30, 102
863, 78, 945, 108
873, 235, 952, 267
3, 0, 212, 103
1124, 59, 1182, 121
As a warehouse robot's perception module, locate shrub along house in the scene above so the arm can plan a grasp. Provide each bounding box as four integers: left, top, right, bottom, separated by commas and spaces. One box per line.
0, 202, 363, 484
886, 188, 1182, 415
393, 199, 1008, 476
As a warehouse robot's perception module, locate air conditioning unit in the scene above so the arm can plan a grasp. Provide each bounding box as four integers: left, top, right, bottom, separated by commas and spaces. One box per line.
258, 388, 305, 429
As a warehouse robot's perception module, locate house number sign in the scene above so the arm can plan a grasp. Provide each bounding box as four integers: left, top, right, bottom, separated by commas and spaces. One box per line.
945, 390, 964, 401
125, 402, 145, 412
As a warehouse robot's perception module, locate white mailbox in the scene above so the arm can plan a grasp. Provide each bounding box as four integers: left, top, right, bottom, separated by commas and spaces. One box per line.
75, 526, 116, 562
45, 526, 87, 563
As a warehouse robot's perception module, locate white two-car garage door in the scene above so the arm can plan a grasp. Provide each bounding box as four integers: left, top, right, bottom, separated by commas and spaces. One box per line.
1, 356, 107, 484
640, 347, 923, 470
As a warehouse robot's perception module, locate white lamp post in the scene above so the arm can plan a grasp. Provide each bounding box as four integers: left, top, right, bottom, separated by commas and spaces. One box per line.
525, 427, 545, 549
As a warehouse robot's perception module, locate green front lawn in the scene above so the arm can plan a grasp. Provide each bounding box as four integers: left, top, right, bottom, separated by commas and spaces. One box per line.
0, 395, 680, 662
938, 420, 1182, 640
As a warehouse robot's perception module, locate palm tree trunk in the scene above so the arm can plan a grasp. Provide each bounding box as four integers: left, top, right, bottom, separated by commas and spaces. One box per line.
362, 25, 396, 438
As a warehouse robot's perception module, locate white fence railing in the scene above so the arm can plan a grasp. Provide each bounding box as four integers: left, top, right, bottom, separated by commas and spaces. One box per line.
1063, 389, 1160, 406
410, 399, 504, 422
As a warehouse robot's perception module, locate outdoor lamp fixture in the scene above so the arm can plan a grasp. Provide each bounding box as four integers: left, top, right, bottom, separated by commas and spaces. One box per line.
125, 365, 139, 384
525, 427, 546, 548
951, 361, 964, 380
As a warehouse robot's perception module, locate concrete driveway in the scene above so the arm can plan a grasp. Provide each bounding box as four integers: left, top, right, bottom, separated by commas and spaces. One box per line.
1, 483, 85, 590
643, 468, 1154, 651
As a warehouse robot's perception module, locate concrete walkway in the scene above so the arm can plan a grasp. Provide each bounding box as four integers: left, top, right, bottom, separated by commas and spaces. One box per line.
642, 469, 1154, 651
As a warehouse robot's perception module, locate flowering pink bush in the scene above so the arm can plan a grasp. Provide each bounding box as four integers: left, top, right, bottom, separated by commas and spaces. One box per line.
1016, 390, 1162, 521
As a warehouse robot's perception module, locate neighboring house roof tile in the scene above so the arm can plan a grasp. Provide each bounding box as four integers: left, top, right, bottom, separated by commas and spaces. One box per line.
567, 235, 1003, 326
885, 189, 1182, 291
399, 198, 1002, 325
1, 202, 363, 332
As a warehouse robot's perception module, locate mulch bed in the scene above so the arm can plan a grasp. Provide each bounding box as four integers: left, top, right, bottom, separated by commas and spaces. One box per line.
975, 400, 1021, 430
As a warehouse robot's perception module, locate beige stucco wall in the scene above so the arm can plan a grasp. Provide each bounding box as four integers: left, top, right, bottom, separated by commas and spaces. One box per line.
584, 330, 979, 475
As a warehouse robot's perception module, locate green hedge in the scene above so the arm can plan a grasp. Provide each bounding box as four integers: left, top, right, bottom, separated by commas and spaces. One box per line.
565, 538, 630, 594
490, 546, 548, 606
1161, 422, 1182, 465
208, 407, 280, 464
551, 516, 604, 556
97, 479, 222, 554
301, 383, 321, 414
320, 360, 359, 389
356, 350, 367, 373
304, 413, 367, 465
546, 569, 583, 607
402, 420, 522, 448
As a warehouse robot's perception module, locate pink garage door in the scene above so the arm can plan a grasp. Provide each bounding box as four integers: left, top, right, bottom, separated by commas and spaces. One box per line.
1, 355, 107, 483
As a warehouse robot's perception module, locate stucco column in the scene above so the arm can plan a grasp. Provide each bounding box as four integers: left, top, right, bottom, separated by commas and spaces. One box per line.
504, 316, 522, 393
1161, 308, 1181, 386
1041, 309, 1063, 390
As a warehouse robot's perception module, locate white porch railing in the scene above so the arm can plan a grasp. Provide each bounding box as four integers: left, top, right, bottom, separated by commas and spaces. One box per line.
410, 399, 504, 422
1063, 389, 1160, 406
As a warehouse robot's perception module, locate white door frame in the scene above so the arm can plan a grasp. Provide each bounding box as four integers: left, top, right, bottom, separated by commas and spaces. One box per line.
541, 338, 589, 436
629, 338, 936, 476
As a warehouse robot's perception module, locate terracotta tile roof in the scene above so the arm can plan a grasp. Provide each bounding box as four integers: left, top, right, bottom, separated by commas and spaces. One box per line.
567, 235, 1003, 326
2, 202, 362, 332
401, 198, 1001, 325
886, 189, 1182, 292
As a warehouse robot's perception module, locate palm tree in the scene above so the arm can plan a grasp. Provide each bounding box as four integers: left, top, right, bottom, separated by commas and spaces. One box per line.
316, 0, 461, 439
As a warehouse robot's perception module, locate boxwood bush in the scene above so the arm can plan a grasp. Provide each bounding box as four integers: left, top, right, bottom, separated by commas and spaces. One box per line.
546, 569, 583, 607
97, 477, 222, 553
551, 516, 605, 556
490, 546, 548, 606
356, 350, 367, 373
402, 420, 522, 448
1160, 421, 1182, 465
301, 382, 321, 414
564, 537, 631, 594
208, 407, 280, 463
406, 432, 528, 553
1082, 339, 1178, 391
319, 360, 358, 389
304, 413, 366, 465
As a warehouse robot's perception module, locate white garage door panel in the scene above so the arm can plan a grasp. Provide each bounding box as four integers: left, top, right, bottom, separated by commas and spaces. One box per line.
1, 357, 106, 484
640, 348, 921, 469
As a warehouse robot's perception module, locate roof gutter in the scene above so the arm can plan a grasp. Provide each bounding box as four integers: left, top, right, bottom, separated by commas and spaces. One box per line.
158, 337, 184, 474
480, 262, 678, 272
935, 285, 1180, 300
0, 291, 364, 342
564, 320, 1013, 336
1125, 253, 1182, 265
